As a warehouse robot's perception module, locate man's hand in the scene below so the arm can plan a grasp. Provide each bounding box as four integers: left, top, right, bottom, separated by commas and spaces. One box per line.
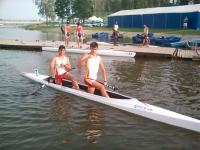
48, 76, 54, 83
60, 64, 71, 70
65, 64, 71, 71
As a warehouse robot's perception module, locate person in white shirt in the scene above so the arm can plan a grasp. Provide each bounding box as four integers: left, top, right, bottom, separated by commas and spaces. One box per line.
113, 21, 119, 46
49, 45, 79, 89
183, 17, 188, 29
78, 42, 109, 97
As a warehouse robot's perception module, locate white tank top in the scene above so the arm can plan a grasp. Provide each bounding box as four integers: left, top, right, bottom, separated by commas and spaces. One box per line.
114, 24, 119, 31
86, 55, 101, 80
55, 56, 67, 75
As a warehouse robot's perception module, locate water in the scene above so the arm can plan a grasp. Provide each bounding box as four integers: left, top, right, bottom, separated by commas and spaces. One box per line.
0, 26, 108, 43
0, 26, 63, 41
0, 49, 200, 150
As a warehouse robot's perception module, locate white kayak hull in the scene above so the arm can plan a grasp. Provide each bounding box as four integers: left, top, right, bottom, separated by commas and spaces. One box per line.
21, 72, 200, 133
42, 47, 136, 58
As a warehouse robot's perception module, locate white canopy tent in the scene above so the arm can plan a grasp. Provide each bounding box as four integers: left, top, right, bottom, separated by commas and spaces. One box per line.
88, 16, 103, 22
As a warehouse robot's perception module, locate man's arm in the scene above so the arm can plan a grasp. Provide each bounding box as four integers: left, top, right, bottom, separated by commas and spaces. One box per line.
77, 53, 89, 68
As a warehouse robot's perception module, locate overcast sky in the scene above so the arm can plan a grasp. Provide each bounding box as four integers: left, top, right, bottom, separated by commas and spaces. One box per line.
0, 0, 41, 20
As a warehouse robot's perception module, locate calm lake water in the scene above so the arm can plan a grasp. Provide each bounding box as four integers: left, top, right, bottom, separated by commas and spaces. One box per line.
0, 27, 200, 149
0, 26, 94, 42
0, 49, 200, 150
0, 26, 63, 41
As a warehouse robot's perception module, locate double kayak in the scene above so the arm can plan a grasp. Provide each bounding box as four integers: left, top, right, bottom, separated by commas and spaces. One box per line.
42, 47, 136, 58
21, 71, 200, 133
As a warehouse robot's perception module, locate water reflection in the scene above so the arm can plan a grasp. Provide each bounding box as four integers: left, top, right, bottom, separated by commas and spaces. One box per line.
49, 90, 104, 144
84, 105, 104, 143
49, 92, 74, 144
109, 57, 200, 116
50, 92, 71, 121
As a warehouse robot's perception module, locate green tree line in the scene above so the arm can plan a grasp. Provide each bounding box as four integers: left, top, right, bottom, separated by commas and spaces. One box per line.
34, 0, 200, 22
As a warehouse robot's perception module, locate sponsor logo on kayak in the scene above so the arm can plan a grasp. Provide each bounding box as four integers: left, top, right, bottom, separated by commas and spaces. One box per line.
133, 104, 152, 111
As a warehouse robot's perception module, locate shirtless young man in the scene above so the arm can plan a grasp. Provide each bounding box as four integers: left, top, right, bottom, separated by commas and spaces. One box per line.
64, 21, 71, 47
142, 25, 150, 46
78, 42, 109, 97
49, 45, 79, 89
76, 22, 84, 48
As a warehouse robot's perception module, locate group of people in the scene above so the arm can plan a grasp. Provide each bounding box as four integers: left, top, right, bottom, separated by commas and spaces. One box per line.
48, 42, 109, 97
46, 17, 190, 98
64, 21, 84, 48
56, 21, 148, 97
64, 20, 150, 48
112, 21, 150, 47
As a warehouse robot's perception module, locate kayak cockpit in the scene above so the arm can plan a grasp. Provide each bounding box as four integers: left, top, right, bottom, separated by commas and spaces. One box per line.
45, 77, 131, 99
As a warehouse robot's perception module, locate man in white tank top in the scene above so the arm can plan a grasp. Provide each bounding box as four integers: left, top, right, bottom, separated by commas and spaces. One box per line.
113, 21, 119, 46
78, 42, 109, 97
49, 45, 79, 89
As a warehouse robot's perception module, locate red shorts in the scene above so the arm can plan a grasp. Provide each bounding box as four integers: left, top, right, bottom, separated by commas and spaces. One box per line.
55, 72, 67, 85
84, 78, 95, 88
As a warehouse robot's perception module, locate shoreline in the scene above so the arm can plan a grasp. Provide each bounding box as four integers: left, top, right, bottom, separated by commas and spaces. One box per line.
0, 39, 199, 61
1, 25, 200, 61
23, 23, 200, 41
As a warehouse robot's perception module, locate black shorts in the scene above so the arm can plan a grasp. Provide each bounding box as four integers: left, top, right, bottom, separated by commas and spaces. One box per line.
143, 34, 147, 39
66, 32, 70, 37
78, 32, 82, 37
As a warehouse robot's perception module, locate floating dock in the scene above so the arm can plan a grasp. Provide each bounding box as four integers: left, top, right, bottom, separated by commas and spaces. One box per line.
0, 39, 199, 60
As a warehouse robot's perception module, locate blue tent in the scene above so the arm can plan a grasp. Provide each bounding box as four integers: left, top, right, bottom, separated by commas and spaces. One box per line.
108, 4, 200, 30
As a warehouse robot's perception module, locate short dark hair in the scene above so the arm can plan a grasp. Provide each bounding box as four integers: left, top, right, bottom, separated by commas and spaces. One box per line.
58, 45, 65, 51
90, 42, 98, 48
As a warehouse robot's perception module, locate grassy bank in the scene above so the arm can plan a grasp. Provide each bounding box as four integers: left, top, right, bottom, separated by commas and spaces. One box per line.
24, 22, 200, 36
24, 22, 61, 33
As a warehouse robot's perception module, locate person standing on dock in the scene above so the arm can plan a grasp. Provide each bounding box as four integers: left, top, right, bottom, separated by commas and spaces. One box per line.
113, 21, 119, 46
183, 16, 188, 29
142, 25, 150, 47
78, 42, 109, 97
64, 21, 71, 48
49, 45, 79, 90
76, 22, 84, 48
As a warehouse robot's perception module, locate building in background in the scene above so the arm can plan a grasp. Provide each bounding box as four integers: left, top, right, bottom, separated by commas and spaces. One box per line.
108, 4, 200, 30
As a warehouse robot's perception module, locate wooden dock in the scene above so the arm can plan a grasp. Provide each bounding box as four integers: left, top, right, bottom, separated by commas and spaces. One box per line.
0, 39, 199, 60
